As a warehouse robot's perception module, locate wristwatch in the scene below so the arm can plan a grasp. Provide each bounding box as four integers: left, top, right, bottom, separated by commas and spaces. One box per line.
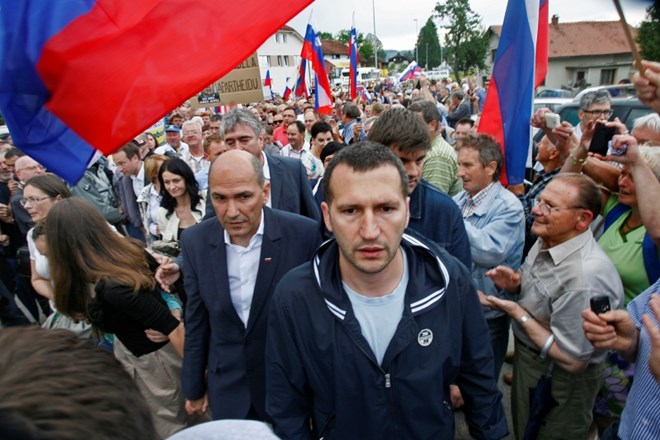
518, 314, 530, 326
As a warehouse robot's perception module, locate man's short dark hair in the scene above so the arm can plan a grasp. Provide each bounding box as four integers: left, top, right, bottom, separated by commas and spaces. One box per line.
451, 91, 465, 101
320, 141, 347, 164
4, 147, 24, 160
323, 141, 408, 205
0, 327, 157, 439
367, 107, 431, 153
288, 120, 305, 134
203, 134, 224, 153
408, 100, 441, 124
456, 118, 475, 128
118, 143, 141, 160
342, 103, 361, 119
457, 134, 503, 182
311, 121, 332, 139
210, 114, 223, 123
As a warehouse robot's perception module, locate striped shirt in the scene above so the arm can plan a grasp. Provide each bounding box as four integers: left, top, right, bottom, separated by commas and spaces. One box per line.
618, 278, 660, 440
461, 182, 495, 218
422, 135, 463, 196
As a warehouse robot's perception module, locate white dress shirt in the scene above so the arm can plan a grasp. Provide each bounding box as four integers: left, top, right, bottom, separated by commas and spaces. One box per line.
130, 163, 145, 197
224, 211, 265, 327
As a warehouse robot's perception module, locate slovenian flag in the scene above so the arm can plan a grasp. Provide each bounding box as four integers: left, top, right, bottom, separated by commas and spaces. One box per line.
398, 61, 422, 83
264, 69, 273, 100
301, 24, 333, 115
294, 59, 308, 98
478, 0, 548, 185
349, 25, 359, 101
0, 0, 312, 183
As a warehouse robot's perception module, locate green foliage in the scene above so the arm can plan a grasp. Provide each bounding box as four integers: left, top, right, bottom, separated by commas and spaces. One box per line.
416, 17, 442, 69
333, 29, 384, 66
317, 31, 335, 40
434, 0, 489, 83
638, 5, 660, 61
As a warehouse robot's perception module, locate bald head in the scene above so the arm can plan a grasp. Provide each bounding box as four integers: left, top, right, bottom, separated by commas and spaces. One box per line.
14, 156, 44, 183
209, 149, 264, 188
208, 149, 269, 246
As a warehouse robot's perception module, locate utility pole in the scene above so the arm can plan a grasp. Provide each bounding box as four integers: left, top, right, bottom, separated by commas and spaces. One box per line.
414, 19, 418, 62
426, 43, 428, 69
372, 0, 378, 70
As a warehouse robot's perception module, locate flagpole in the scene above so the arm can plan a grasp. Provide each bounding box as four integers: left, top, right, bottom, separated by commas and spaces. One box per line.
612, 0, 642, 72
372, 0, 377, 70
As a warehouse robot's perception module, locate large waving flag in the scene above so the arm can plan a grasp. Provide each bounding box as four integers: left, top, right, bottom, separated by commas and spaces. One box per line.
478, 0, 548, 185
301, 24, 333, 115
398, 61, 422, 82
349, 25, 359, 101
0, 0, 312, 183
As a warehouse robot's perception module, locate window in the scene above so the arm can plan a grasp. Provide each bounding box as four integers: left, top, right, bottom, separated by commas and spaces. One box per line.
491, 49, 497, 63
275, 33, 281, 43
266, 56, 272, 67
277, 56, 283, 66
282, 34, 287, 43
600, 68, 616, 85
283, 55, 290, 66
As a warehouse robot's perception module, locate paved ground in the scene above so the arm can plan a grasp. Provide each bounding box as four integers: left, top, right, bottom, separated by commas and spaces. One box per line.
455, 341, 514, 439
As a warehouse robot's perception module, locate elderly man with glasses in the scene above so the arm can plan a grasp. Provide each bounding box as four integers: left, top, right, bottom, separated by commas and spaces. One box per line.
482, 173, 624, 440
10, 156, 45, 235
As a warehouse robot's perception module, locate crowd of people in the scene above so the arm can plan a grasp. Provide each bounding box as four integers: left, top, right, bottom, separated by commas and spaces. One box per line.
1, 59, 660, 440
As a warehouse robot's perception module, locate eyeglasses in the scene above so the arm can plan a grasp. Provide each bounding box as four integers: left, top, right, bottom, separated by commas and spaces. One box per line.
273, 120, 283, 124
534, 198, 581, 216
183, 131, 201, 136
20, 196, 52, 207
582, 109, 614, 118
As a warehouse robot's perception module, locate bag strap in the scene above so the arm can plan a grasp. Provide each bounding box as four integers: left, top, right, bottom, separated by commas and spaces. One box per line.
603, 203, 630, 230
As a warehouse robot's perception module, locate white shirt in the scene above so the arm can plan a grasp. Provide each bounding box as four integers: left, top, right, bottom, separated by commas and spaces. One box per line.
261, 151, 272, 208
279, 142, 310, 160
130, 163, 145, 198
154, 142, 189, 156
224, 211, 265, 327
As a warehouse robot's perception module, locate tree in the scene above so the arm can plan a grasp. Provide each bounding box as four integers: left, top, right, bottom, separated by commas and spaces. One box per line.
317, 31, 335, 40
335, 29, 384, 67
638, 5, 660, 61
416, 17, 442, 69
435, 0, 489, 83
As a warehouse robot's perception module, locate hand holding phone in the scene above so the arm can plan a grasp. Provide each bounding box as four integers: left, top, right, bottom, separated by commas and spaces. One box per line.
588, 124, 617, 156
590, 295, 611, 315
544, 112, 560, 129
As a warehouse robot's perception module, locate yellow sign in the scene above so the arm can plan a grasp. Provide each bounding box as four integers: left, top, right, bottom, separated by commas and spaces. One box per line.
190, 53, 264, 108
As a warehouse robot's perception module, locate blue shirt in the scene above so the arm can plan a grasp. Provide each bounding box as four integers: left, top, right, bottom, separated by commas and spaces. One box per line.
618, 278, 660, 440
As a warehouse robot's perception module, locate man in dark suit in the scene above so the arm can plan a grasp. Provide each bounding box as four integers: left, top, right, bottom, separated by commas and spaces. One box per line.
158, 150, 321, 421
113, 142, 148, 241
203, 108, 321, 223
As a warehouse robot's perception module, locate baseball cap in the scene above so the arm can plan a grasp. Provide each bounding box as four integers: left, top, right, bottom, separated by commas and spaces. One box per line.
165, 125, 180, 133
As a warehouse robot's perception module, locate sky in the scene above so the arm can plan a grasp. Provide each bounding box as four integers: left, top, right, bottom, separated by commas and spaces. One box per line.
287, 0, 651, 51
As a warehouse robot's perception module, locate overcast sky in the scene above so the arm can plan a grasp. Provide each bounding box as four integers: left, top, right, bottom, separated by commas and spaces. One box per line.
287, 0, 650, 51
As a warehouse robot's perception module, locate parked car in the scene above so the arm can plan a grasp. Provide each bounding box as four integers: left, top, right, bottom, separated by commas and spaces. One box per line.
555, 97, 653, 131
536, 88, 573, 99
573, 84, 636, 101
534, 97, 572, 113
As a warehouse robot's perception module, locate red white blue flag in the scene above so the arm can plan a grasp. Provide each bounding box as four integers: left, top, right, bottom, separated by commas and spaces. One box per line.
478, 0, 549, 185
294, 60, 309, 98
349, 26, 359, 101
398, 61, 422, 83
0, 0, 312, 183
301, 24, 333, 115
264, 69, 273, 100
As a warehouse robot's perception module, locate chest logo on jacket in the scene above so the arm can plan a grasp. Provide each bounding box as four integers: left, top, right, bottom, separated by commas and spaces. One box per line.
418, 329, 433, 347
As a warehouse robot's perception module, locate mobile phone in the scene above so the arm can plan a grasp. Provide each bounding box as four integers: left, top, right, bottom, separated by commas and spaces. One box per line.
544, 112, 560, 129
590, 295, 611, 314
588, 124, 617, 156
356, 117, 362, 123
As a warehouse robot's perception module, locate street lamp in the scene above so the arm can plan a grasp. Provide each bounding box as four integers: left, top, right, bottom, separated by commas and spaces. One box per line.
413, 18, 418, 63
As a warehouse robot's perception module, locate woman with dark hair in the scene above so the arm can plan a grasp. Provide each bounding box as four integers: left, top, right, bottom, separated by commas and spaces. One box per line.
22, 173, 72, 302
145, 132, 159, 151
156, 158, 205, 256
46, 197, 187, 438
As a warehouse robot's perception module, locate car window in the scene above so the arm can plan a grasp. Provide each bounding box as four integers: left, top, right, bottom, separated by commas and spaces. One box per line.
625, 107, 654, 130
559, 107, 580, 127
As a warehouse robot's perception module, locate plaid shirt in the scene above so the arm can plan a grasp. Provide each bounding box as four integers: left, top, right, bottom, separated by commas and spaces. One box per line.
518, 168, 561, 238
461, 182, 495, 218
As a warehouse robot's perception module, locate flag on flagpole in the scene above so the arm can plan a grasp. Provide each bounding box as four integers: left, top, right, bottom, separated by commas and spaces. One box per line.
0, 0, 313, 183
349, 24, 360, 101
294, 60, 309, 98
301, 24, 334, 115
264, 69, 273, 100
283, 76, 292, 101
478, 0, 548, 185
398, 61, 422, 82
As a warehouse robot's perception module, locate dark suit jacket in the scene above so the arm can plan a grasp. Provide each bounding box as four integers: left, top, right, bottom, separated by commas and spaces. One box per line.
204, 154, 321, 222
181, 207, 322, 421
115, 173, 148, 229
